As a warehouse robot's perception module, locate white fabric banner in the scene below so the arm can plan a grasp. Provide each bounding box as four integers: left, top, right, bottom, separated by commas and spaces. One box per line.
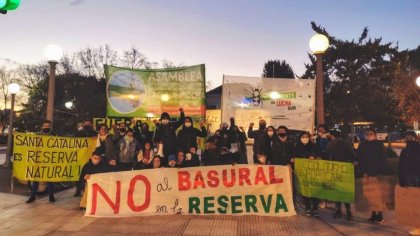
85, 165, 295, 217
222, 75, 315, 132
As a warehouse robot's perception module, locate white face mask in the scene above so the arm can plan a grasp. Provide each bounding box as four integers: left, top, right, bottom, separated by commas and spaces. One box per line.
162, 119, 169, 125
185, 122, 192, 128
301, 137, 310, 144
267, 131, 274, 137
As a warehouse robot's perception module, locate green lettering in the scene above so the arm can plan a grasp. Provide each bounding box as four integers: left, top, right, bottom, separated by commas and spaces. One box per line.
203, 197, 215, 214
275, 194, 288, 213
231, 196, 242, 214
188, 197, 200, 213
245, 195, 258, 213
217, 195, 228, 214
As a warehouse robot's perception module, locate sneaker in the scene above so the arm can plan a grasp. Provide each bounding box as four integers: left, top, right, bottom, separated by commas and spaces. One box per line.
375, 215, 384, 224
368, 214, 377, 223
333, 209, 342, 219
346, 212, 353, 221
26, 196, 36, 203
49, 195, 55, 203
305, 209, 312, 216
312, 210, 320, 217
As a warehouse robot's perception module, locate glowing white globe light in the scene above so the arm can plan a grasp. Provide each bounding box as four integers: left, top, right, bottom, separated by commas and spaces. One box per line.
309, 34, 329, 54
8, 83, 20, 94
416, 76, 420, 87
65, 101, 74, 109
44, 44, 63, 63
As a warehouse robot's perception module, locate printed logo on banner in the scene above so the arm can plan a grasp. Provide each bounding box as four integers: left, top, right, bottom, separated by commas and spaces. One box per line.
85, 165, 296, 217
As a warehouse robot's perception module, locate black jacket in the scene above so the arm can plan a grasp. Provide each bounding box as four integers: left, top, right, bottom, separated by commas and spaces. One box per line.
261, 134, 277, 163
247, 127, 265, 157
202, 149, 221, 166
271, 137, 294, 165
356, 140, 387, 176
293, 141, 320, 160
79, 160, 111, 181
75, 129, 98, 138
176, 120, 207, 153
398, 141, 420, 177
325, 138, 355, 163
153, 111, 185, 157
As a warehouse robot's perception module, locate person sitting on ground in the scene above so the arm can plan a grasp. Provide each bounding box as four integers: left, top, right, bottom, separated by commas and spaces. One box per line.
326, 130, 356, 221
116, 128, 140, 171
79, 150, 111, 210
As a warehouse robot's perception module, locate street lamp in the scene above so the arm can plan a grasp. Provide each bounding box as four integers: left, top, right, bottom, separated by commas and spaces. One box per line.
65, 101, 74, 109
44, 44, 63, 127
309, 34, 329, 126
4, 83, 20, 167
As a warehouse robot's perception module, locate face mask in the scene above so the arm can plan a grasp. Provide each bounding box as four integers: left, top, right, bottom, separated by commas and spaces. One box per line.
119, 128, 126, 133
42, 128, 51, 134
259, 124, 266, 130
267, 131, 274, 137
185, 122, 192, 128
125, 136, 133, 143
301, 137, 309, 144
78, 126, 83, 131
84, 125, 92, 131
279, 133, 287, 138
162, 119, 169, 125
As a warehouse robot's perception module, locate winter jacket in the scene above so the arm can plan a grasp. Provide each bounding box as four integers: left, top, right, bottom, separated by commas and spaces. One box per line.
398, 141, 420, 179
356, 140, 387, 176
176, 119, 207, 153
248, 127, 266, 160
117, 138, 140, 164
271, 137, 294, 165
153, 111, 185, 158
325, 138, 355, 163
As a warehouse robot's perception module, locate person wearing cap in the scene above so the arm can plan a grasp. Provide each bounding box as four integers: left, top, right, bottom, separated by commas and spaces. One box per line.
168, 154, 177, 168
78, 150, 112, 210
326, 130, 356, 221
153, 108, 185, 166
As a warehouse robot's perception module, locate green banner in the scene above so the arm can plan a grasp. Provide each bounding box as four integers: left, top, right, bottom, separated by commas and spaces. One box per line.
105, 64, 206, 118
294, 159, 355, 203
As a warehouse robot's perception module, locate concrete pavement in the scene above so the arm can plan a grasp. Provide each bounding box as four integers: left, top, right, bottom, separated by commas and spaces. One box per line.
0, 188, 414, 236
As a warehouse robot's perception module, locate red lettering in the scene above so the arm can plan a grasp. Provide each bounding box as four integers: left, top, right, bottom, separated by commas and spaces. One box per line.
222, 169, 236, 187
90, 181, 121, 215
178, 171, 191, 191
238, 168, 251, 186
127, 175, 151, 212
193, 171, 206, 189
254, 166, 269, 185
207, 170, 219, 188
269, 166, 283, 184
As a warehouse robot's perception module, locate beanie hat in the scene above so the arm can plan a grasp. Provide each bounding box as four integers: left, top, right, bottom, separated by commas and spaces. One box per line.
161, 112, 170, 120
168, 154, 176, 162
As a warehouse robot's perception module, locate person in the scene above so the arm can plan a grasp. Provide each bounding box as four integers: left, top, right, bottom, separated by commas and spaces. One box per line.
175, 151, 186, 168
176, 117, 207, 154
112, 122, 128, 144
248, 119, 267, 163
202, 136, 221, 166
256, 152, 268, 165
292, 131, 321, 217
134, 122, 154, 146
95, 125, 118, 170
316, 124, 330, 159
167, 155, 177, 168
153, 108, 185, 166
326, 130, 356, 220
26, 120, 56, 203
184, 147, 200, 167
271, 126, 293, 166
260, 126, 277, 164
356, 128, 387, 224
151, 155, 163, 169
75, 119, 97, 137
398, 131, 420, 187
116, 128, 140, 171
78, 151, 111, 209
228, 119, 248, 164
134, 141, 154, 170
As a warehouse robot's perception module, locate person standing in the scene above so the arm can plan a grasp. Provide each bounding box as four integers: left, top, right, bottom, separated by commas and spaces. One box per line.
74, 119, 97, 137
116, 128, 140, 171
398, 131, 420, 187
27, 120, 56, 203
292, 131, 321, 217
271, 126, 294, 166
356, 128, 387, 224
247, 119, 267, 164
153, 108, 185, 166
326, 130, 356, 220
261, 126, 277, 164
176, 117, 207, 154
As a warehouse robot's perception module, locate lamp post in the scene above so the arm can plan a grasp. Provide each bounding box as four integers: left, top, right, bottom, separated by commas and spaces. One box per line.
4, 83, 20, 167
309, 34, 329, 126
44, 44, 63, 127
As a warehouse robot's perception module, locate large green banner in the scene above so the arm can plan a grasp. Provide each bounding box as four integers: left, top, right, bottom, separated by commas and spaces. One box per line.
294, 159, 355, 203
105, 64, 205, 118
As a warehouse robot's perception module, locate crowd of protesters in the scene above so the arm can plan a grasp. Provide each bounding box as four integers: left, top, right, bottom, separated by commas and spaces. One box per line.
25, 109, 420, 225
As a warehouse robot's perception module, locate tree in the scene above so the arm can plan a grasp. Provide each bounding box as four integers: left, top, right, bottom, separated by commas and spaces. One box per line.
262, 60, 294, 78
121, 47, 155, 69
302, 22, 401, 129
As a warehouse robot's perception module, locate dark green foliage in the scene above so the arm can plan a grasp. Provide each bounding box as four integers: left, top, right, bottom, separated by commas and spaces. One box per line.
262, 60, 295, 78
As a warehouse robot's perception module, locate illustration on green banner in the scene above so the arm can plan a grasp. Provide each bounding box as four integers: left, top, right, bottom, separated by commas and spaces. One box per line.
105, 64, 206, 118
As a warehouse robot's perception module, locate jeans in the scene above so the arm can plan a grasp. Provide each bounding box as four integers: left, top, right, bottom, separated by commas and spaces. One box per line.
31, 182, 54, 197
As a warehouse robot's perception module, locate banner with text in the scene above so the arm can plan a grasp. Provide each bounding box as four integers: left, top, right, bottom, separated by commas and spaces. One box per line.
221, 75, 315, 132
294, 159, 355, 203
12, 132, 97, 182
106, 64, 205, 118
85, 165, 295, 217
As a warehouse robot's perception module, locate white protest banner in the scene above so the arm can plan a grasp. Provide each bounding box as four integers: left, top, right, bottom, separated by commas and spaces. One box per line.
85, 165, 295, 217
395, 185, 420, 227
221, 75, 315, 132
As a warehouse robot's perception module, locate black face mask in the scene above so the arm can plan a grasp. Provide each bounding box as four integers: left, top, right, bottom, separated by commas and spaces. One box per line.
42, 128, 51, 134
83, 125, 91, 131
259, 124, 266, 130
279, 133, 287, 138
